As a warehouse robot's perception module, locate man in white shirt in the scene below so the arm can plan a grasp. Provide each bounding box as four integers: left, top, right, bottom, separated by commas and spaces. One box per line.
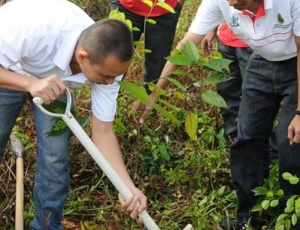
137, 0, 300, 229
0, 0, 146, 229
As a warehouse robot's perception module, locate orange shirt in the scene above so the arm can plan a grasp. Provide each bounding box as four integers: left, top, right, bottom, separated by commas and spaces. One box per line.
119, 0, 178, 17
218, 23, 248, 48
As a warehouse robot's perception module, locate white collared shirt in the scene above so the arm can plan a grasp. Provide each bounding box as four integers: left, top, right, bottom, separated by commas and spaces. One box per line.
0, 0, 122, 121
189, 0, 300, 61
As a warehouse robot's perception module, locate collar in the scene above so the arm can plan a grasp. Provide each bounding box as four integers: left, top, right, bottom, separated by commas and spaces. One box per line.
242, 0, 266, 20
52, 28, 82, 72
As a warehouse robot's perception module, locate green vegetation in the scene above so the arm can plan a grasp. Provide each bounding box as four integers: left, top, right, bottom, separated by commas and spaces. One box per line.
1, 0, 300, 230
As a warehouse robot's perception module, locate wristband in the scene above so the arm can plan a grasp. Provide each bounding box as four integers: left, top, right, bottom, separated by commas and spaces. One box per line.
296, 109, 300, 116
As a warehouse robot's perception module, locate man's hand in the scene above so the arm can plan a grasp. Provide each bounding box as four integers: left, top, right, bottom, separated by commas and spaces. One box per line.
29, 75, 66, 104
118, 187, 147, 224
201, 28, 217, 56
288, 115, 300, 144
131, 91, 159, 124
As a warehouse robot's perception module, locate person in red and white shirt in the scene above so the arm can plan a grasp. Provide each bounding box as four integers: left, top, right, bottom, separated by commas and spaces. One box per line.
137, 0, 300, 229
111, 0, 184, 95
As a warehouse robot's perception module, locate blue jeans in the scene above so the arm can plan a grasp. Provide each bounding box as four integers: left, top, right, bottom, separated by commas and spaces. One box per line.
111, 0, 182, 93
0, 89, 73, 230
230, 55, 300, 218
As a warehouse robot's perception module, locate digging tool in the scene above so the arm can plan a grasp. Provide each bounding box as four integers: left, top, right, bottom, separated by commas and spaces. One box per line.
33, 89, 193, 230
10, 133, 25, 230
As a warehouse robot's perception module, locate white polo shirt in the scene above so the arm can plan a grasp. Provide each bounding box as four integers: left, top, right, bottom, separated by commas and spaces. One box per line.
189, 0, 300, 61
0, 0, 122, 122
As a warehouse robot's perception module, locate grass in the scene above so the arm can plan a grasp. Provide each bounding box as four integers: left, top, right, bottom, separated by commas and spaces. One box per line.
0, 0, 285, 229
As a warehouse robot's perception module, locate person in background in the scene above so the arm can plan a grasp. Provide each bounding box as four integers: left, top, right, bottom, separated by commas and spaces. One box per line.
0, 0, 147, 229
110, 0, 184, 96
202, 23, 278, 229
136, 0, 300, 229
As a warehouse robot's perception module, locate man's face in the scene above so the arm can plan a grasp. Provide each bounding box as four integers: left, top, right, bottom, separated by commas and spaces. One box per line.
226, 0, 253, 10
80, 55, 131, 85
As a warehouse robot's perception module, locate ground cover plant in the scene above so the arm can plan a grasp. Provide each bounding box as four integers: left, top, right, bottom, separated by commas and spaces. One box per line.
1, 0, 299, 230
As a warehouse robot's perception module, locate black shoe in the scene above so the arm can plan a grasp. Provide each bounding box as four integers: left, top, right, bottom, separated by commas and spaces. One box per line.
217, 216, 249, 230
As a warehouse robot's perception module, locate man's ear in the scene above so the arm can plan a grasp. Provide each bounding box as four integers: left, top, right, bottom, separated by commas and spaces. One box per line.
76, 50, 89, 64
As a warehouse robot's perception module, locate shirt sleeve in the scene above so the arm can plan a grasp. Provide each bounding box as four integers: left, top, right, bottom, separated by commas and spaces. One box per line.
91, 75, 123, 122
188, 0, 224, 35
291, 0, 300, 37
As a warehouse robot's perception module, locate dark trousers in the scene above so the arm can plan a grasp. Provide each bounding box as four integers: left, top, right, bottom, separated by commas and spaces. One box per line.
217, 40, 252, 141
230, 55, 300, 218
110, 0, 182, 93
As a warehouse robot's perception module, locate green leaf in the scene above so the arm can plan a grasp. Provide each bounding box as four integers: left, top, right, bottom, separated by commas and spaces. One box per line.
295, 198, 300, 209
266, 191, 274, 198
262, 200, 270, 210
42, 100, 66, 114
202, 58, 232, 72
181, 40, 199, 62
166, 53, 193, 66
203, 73, 233, 85
282, 172, 293, 180
124, 19, 133, 30
277, 213, 289, 222
47, 119, 68, 136
270, 199, 279, 207
118, 81, 149, 102
142, 0, 153, 7
166, 77, 186, 92
276, 189, 284, 197
146, 18, 156, 24
158, 143, 170, 161
143, 48, 152, 54
201, 90, 227, 108
289, 176, 299, 185
185, 111, 198, 140
284, 218, 291, 229
109, 9, 126, 21
156, 1, 175, 13
77, 115, 90, 128
252, 186, 268, 196
152, 103, 180, 125
291, 214, 298, 226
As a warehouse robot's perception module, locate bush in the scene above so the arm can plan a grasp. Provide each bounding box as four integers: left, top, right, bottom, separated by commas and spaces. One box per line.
72, 0, 111, 20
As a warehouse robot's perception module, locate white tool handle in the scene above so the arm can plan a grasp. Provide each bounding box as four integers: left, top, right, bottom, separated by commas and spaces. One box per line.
33, 94, 160, 230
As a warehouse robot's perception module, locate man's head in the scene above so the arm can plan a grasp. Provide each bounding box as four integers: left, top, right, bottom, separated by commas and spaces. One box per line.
75, 19, 134, 85
226, 0, 262, 11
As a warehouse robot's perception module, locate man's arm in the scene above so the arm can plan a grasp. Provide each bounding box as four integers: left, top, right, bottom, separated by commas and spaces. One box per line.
138, 31, 205, 124
288, 35, 300, 144
91, 114, 147, 222
0, 66, 66, 104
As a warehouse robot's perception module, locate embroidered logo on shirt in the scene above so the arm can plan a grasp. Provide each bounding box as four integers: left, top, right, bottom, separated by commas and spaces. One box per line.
229, 16, 240, 27
277, 13, 284, 24
273, 12, 293, 29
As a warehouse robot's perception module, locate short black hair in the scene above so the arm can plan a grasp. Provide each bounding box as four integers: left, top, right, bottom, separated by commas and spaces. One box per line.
78, 19, 134, 64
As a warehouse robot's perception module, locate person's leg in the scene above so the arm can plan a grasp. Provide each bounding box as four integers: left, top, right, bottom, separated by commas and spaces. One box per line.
30, 94, 74, 230
143, 3, 182, 93
230, 55, 281, 223
274, 57, 300, 230
0, 89, 28, 161
216, 42, 252, 142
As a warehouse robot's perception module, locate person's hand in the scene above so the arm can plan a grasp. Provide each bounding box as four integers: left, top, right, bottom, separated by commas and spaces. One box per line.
118, 187, 147, 224
288, 115, 300, 144
201, 29, 217, 56
131, 91, 159, 125
29, 75, 67, 104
